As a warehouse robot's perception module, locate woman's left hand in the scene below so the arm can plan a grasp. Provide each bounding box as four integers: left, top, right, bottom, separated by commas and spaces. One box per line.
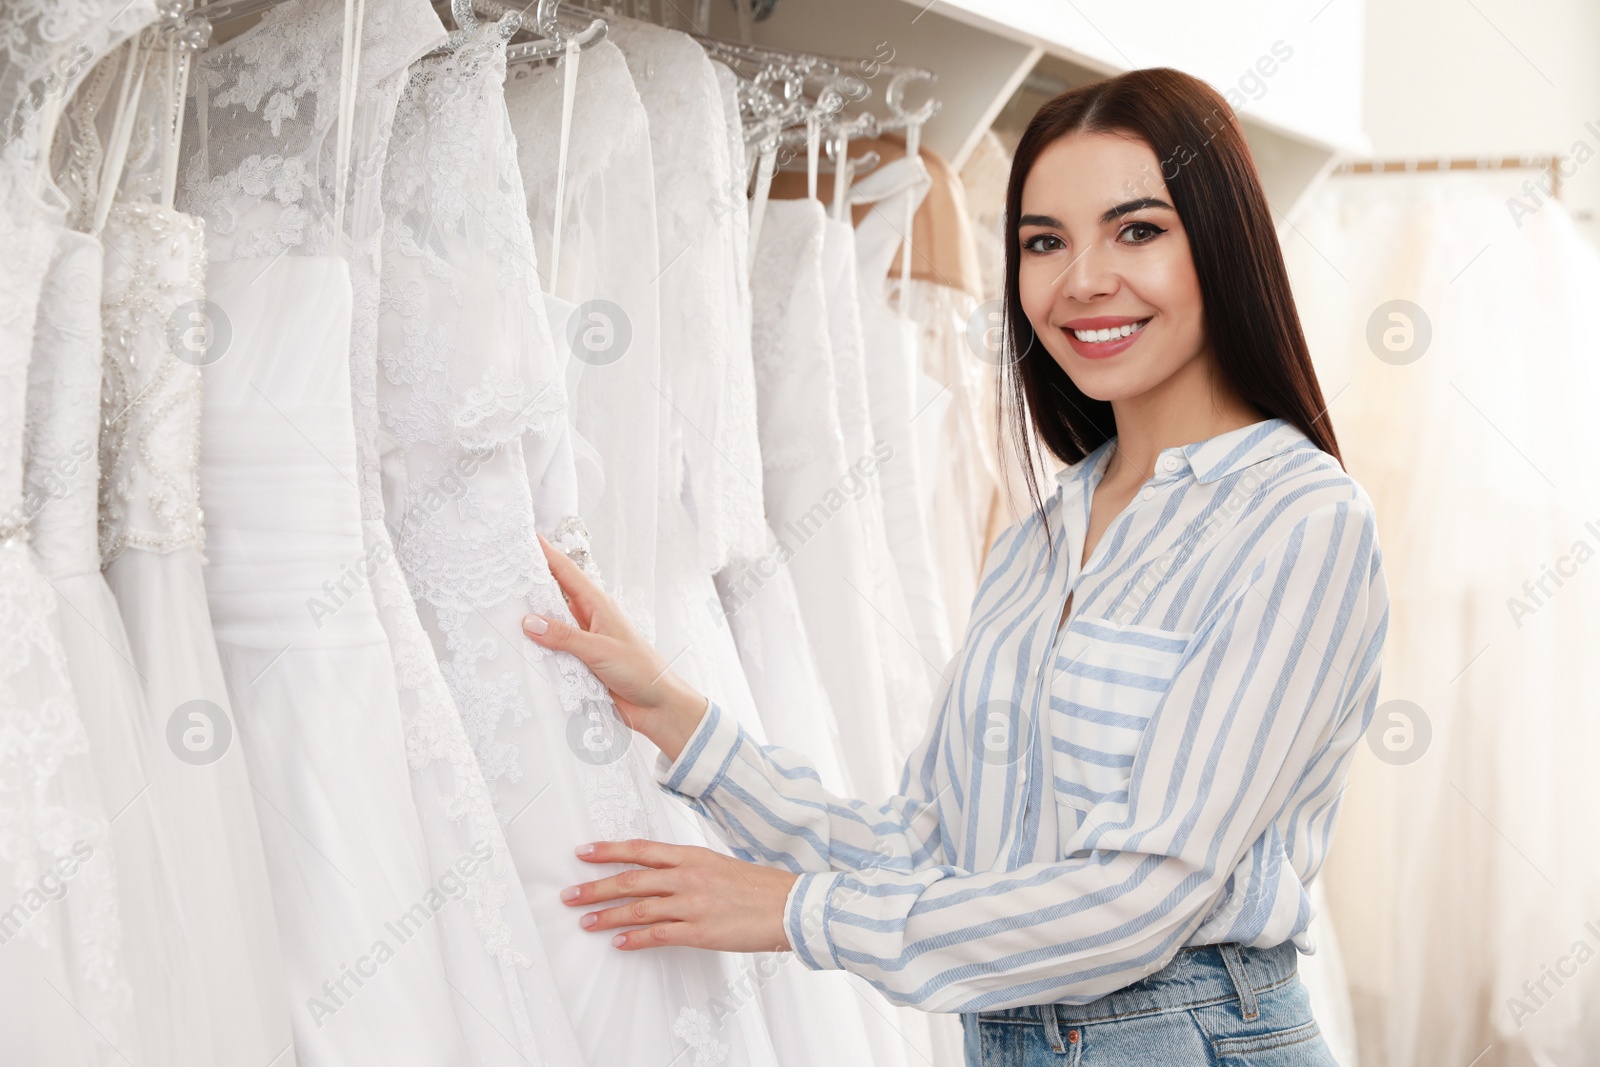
560, 838, 798, 953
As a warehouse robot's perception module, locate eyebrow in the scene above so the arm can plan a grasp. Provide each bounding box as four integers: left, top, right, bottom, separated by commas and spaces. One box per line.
1017, 197, 1175, 230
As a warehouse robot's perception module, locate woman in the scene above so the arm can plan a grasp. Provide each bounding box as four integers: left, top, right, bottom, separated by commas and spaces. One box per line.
522, 66, 1388, 1064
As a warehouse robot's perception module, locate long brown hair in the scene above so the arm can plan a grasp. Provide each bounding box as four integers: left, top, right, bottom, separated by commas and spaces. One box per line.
998, 67, 1340, 558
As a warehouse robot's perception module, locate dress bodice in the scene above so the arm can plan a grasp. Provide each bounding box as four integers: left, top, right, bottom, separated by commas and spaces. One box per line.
98, 201, 209, 564
23, 230, 102, 579
177, 0, 441, 261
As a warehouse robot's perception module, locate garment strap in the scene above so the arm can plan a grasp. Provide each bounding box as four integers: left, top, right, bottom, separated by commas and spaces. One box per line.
93, 38, 152, 235
548, 38, 581, 294
331, 0, 367, 247
805, 112, 819, 201
897, 120, 922, 319
746, 138, 777, 278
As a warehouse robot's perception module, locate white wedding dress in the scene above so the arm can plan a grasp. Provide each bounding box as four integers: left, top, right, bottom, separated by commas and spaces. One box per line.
0, 2, 170, 1062
330, 4, 588, 1062
49, 33, 300, 1065
178, 1, 482, 1060
820, 212, 935, 762
509, 48, 882, 1067
850, 158, 954, 706
378, 17, 779, 1066
27, 130, 217, 1067
749, 196, 900, 799
505, 39, 662, 638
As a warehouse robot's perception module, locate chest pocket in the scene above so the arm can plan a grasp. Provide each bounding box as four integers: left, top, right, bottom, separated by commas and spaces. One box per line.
1047, 617, 1193, 822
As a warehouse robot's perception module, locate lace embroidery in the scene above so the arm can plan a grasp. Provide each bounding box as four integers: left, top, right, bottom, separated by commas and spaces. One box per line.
673, 1006, 731, 1067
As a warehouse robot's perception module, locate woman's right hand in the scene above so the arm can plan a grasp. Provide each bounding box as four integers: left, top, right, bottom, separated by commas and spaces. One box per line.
521, 532, 710, 763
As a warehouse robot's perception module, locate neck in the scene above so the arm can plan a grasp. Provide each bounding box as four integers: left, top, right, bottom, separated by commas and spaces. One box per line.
1104, 352, 1265, 484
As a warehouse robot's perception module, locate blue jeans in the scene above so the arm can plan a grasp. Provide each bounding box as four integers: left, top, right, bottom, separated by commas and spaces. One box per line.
961, 942, 1336, 1065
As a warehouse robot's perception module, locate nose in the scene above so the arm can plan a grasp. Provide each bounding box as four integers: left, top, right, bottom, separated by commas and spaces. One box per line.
1052, 240, 1118, 305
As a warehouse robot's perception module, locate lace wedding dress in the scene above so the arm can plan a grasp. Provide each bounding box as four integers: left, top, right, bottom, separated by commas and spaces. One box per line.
0, 2, 168, 1062
379, 18, 780, 1065
177, 1, 495, 1060
30, 68, 220, 1064
40, 32, 302, 1064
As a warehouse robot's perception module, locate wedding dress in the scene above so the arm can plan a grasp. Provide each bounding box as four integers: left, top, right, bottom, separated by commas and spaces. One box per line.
0, 2, 165, 1061
505, 39, 662, 638
820, 212, 935, 762
509, 51, 888, 1066
1284, 170, 1600, 1067
328, 4, 589, 1062
749, 196, 899, 799
41, 33, 302, 1064
178, 1, 482, 1059
28, 107, 215, 1066
850, 158, 954, 699
606, 18, 769, 577
378, 17, 779, 1065
898, 277, 1000, 645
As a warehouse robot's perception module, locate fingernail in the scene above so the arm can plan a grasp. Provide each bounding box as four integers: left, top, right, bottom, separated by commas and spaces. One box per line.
560, 885, 580, 902
580, 913, 598, 928
611, 934, 626, 947
523, 614, 548, 635
575, 842, 595, 857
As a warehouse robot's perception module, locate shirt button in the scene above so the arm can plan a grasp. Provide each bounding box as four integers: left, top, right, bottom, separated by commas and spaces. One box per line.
1161, 455, 1179, 472
1140, 486, 1155, 500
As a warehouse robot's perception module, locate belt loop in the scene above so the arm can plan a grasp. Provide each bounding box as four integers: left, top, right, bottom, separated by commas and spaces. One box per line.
1217, 943, 1259, 1020
1041, 1002, 1066, 1053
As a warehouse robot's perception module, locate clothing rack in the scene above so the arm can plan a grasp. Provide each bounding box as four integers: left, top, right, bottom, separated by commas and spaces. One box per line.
1331, 154, 1564, 201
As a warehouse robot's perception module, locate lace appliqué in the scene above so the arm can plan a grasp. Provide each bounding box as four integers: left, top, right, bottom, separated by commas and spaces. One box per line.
673, 1006, 730, 1067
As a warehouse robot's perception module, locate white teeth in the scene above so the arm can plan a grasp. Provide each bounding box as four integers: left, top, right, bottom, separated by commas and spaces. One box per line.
1071, 318, 1148, 343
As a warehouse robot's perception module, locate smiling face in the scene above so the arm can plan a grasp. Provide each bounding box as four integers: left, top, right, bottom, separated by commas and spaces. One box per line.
1016, 131, 1214, 406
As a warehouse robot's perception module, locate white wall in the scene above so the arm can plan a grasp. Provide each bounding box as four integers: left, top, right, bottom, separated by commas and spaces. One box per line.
1360, 0, 1600, 249
909, 0, 1369, 154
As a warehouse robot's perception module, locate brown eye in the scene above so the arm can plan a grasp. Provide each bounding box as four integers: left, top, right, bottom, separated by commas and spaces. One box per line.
1120, 221, 1164, 244
1022, 233, 1064, 253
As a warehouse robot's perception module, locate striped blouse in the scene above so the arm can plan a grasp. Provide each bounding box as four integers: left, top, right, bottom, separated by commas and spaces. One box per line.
657, 416, 1390, 1013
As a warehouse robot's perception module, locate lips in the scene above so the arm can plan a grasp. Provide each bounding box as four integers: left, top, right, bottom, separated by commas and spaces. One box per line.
1061, 316, 1152, 360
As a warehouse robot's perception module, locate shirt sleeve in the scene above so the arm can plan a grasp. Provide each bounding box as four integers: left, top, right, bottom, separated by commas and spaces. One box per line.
763, 495, 1386, 1013
654, 654, 959, 900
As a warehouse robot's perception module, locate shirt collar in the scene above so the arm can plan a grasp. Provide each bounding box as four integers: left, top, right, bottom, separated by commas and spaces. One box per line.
1053, 417, 1310, 489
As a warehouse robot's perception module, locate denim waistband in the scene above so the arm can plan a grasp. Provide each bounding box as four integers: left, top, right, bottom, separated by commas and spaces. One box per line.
973, 941, 1300, 1027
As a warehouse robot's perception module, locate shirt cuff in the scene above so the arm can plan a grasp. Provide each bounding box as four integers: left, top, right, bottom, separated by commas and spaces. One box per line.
654, 697, 744, 798
783, 870, 846, 972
